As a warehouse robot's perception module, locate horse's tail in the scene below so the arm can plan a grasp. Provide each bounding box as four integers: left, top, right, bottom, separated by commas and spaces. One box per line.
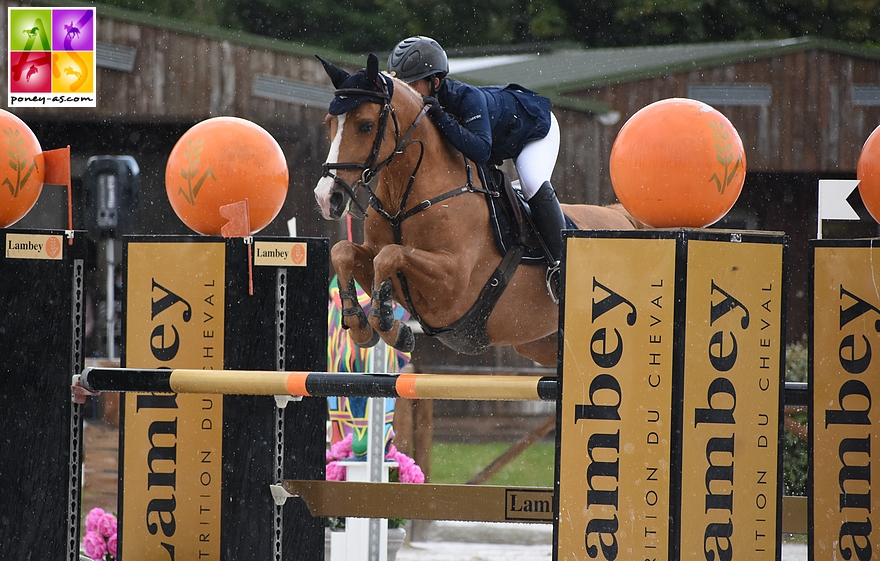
605, 203, 650, 229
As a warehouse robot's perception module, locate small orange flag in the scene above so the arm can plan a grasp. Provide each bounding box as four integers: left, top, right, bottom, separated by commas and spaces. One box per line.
220, 200, 251, 238
219, 200, 254, 295
42, 146, 71, 186
42, 146, 74, 241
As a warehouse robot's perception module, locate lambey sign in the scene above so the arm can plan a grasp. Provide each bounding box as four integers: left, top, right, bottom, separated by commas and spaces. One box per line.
679, 238, 784, 561
558, 234, 677, 561
812, 242, 880, 561
122, 242, 225, 561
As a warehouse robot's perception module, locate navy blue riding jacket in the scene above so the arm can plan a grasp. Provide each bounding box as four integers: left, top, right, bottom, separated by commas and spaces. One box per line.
432, 79, 552, 165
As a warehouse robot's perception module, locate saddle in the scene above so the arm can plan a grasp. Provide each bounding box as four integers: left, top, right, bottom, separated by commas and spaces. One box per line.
476, 164, 575, 265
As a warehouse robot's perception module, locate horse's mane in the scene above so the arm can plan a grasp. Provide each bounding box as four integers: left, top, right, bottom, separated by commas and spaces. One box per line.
386, 73, 421, 104
384, 73, 462, 163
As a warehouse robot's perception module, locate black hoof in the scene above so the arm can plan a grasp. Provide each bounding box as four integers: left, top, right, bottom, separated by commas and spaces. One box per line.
393, 323, 415, 353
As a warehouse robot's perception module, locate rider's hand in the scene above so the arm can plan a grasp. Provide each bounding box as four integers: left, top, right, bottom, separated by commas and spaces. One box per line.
422, 96, 444, 120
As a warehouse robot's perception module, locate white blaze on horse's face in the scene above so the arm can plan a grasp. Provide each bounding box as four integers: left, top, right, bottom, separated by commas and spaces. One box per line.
315, 113, 347, 220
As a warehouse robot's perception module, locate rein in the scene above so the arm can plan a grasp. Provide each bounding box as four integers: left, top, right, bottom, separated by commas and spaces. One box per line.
322, 89, 493, 243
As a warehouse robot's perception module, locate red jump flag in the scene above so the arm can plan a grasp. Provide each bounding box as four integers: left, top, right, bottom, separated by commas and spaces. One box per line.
41, 146, 73, 242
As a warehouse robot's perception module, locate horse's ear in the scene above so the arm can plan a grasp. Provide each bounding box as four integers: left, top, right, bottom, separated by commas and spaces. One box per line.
365, 53, 379, 85
316, 55, 349, 89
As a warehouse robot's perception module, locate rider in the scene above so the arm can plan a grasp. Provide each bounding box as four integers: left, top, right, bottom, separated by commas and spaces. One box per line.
386, 35, 566, 301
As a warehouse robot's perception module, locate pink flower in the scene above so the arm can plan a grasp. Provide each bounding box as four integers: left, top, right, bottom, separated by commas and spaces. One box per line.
98, 512, 118, 538
85, 508, 106, 533
83, 530, 107, 560
326, 461, 347, 481
107, 533, 118, 558
328, 434, 353, 461
325, 433, 423, 483
393, 451, 425, 484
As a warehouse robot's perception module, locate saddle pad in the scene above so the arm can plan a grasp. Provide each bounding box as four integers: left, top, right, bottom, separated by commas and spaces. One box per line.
479, 165, 575, 265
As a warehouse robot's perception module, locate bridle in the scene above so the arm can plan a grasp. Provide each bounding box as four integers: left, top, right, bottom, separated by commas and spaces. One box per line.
321, 83, 489, 244
321, 83, 427, 218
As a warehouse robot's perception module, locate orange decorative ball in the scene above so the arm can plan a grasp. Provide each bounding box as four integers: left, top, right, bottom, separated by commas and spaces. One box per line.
857, 124, 880, 224
610, 98, 746, 228
165, 116, 288, 235
0, 109, 44, 228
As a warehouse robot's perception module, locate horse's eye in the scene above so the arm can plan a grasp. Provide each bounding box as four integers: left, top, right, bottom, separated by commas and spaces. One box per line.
359, 122, 374, 134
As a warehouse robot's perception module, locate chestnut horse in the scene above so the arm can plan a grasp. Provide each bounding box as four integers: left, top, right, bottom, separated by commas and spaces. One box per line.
314, 54, 637, 366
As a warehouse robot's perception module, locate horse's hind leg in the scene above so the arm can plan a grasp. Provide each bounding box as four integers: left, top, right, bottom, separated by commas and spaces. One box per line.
369, 278, 414, 352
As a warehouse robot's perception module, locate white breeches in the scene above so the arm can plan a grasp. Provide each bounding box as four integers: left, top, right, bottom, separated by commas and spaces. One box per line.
514, 112, 560, 200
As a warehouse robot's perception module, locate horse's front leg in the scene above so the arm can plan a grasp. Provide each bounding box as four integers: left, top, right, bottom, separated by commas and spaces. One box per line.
331, 241, 379, 348
368, 244, 463, 353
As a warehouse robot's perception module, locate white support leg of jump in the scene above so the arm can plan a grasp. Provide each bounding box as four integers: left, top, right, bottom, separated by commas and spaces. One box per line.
331, 340, 397, 561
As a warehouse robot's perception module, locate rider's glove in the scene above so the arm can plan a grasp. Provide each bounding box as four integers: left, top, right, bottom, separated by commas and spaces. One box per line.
422, 96, 444, 120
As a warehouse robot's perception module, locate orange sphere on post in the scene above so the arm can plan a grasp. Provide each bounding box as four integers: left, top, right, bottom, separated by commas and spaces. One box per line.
165, 116, 288, 235
610, 98, 746, 228
0, 109, 44, 228
857, 124, 880, 224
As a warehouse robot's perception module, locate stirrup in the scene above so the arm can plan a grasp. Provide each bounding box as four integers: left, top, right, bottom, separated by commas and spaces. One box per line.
546, 261, 561, 305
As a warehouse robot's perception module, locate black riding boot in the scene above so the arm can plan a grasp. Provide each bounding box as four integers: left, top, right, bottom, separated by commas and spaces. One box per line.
529, 181, 566, 304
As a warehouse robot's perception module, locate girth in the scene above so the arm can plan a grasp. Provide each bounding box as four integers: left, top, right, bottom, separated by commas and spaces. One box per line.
397, 242, 525, 355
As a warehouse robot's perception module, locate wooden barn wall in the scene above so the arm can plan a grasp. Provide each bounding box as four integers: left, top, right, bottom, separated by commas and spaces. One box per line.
560, 50, 880, 205
553, 111, 606, 205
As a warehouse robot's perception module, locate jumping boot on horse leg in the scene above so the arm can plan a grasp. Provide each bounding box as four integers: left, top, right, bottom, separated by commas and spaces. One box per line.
529, 181, 566, 304
368, 278, 415, 352
339, 276, 380, 348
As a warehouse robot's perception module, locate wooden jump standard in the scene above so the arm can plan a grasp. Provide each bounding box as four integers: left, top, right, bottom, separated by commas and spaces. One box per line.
77, 367, 558, 401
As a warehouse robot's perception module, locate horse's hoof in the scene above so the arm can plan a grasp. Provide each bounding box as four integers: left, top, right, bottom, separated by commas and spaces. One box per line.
354, 330, 380, 348
369, 278, 395, 332
393, 323, 415, 353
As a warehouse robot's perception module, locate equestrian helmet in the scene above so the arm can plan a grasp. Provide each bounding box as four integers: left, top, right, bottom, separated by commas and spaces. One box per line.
386, 36, 449, 83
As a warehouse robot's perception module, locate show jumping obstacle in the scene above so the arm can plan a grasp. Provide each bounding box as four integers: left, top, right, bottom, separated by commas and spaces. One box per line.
78, 368, 558, 401
69, 227, 798, 561
76, 367, 809, 530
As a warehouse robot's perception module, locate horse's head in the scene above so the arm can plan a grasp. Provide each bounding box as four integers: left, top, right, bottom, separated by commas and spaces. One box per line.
314, 53, 424, 221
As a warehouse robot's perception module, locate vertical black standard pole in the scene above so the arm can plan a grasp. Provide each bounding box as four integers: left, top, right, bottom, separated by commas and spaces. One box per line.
222, 237, 328, 561
0, 229, 87, 561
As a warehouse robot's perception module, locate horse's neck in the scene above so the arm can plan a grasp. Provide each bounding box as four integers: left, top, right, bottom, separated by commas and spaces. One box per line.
381, 108, 470, 212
